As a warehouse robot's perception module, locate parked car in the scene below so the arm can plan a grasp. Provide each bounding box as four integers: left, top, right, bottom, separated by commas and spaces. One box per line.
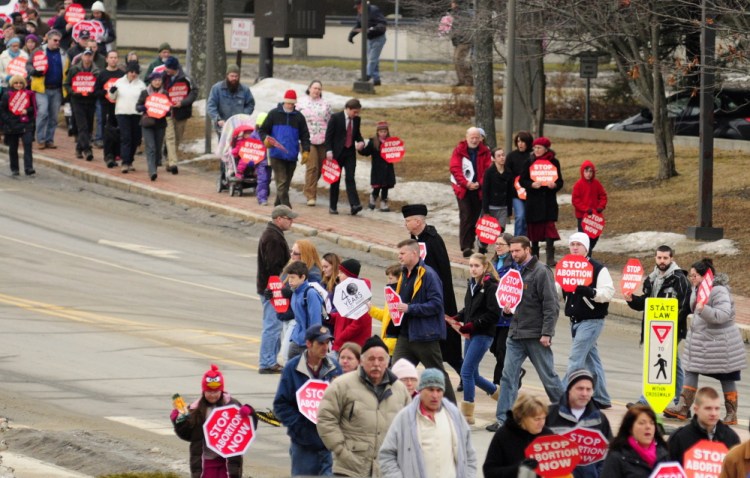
605, 89, 750, 140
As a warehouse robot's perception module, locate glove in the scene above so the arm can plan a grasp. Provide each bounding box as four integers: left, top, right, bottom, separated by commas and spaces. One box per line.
277, 309, 295, 322
521, 458, 539, 470
586, 208, 593, 215
240, 404, 254, 418
280, 285, 293, 299
596, 207, 604, 213
301, 151, 309, 164
263, 288, 274, 300
109, 86, 118, 94
575, 285, 596, 298
170, 409, 179, 422
458, 322, 475, 334
348, 31, 356, 43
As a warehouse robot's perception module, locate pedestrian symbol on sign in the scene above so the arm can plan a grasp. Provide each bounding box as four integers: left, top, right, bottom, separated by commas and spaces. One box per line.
654, 354, 668, 380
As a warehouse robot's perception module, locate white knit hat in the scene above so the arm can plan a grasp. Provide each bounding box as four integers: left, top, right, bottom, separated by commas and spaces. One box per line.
569, 232, 590, 252
391, 358, 418, 380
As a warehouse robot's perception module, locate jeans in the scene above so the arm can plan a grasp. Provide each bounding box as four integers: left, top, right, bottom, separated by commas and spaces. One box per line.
566, 319, 611, 405
143, 126, 166, 175
512, 197, 527, 236
35, 88, 62, 145
367, 34, 386, 82
496, 337, 564, 422
259, 295, 282, 369
290, 442, 332, 477
94, 97, 103, 142
460, 334, 496, 402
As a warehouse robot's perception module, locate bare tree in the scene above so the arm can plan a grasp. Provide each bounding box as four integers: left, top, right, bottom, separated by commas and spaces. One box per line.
474, 0, 497, 148
188, 0, 227, 98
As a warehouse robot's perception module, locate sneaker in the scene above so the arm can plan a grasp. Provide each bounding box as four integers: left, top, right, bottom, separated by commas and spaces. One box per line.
121, 165, 129, 173
486, 422, 502, 433
259, 201, 268, 206
258, 364, 283, 374
380, 200, 390, 212
128, 165, 135, 172
85, 150, 94, 161
329, 208, 339, 215
46, 142, 57, 149
306, 199, 316, 207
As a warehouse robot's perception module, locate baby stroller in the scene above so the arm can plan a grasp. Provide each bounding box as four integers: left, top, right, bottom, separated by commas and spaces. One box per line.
216, 114, 259, 197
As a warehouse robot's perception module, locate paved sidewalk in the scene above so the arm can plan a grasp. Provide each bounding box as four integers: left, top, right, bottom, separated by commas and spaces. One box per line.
11, 131, 750, 333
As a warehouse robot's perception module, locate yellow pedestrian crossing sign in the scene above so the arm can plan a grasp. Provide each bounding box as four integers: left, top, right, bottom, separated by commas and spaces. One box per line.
643, 298, 678, 413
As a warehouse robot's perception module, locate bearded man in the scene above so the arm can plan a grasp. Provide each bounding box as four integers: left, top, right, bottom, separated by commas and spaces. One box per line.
206, 64, 255, 136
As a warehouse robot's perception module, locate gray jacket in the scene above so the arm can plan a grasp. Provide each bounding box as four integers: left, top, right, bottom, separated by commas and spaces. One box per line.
379, 397, 476, 478
683, 273, 746, 374
508, 257, 559, 339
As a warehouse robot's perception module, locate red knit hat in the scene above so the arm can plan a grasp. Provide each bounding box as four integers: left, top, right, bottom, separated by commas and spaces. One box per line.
202, 364, 224, 392
376, 121, 389, 130
532, 137, 551, 149
283, 89, 297, 102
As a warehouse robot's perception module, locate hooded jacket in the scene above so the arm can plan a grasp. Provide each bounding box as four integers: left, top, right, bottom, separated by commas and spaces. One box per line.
260, 103, 311, 161
627, 261, 691, 341
571, 160, 608, 219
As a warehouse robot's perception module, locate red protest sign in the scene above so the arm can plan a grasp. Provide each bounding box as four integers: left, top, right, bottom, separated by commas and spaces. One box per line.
475, 215, 502, 245
322, 158, 341, 184
238, 139, 267, 165
295, 379, 329, 424
683, 440, 727, 478
71, 20, 93, 43
8, 90, 30, 116
71, 71, 96, 95
89, 20, 105, 42
496, 269, 524, 313
32, 50, 48, 74
529, 160, 559, 186
525, 434, 580, 477
696, 268, 714, 306
384, 286, 403, 326
380, 137, 405, 163
104, 78, 119, 104
649, 462, 687, 478
555, 255, 594, 293
6, 57, 27, 78
560, 427, 609, 465
514, 175, 527, 200
267, 275, 289, 313
145, 93, 171, 119
621, 258, 643, 296
203, 405, 256, 458
0, 14, 9, 25
168, 81, 190, 106
65, 3, 86, 24
581, 212, 605, 239
418, 242, 427, 260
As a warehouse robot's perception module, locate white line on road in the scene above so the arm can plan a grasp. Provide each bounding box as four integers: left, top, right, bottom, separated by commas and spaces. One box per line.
98, 239, 181, 259
105, 416, 175, 436
1, 451, 94, 478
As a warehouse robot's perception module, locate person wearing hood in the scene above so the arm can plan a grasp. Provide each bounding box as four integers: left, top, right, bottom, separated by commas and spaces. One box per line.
546, 369, 613, 478
561, 232, 615, 409
259, 89, 311, 208
0, 37, 28, 90
663, 258, 746, 425
624, 245, 691, 410
571, 160, 607, 255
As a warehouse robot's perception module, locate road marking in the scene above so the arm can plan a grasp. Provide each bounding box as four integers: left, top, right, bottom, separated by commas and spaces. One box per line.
0, 232, 258, 300
1, 451, 94, 477
105, 416, 174, 436
98, 239, 181, 259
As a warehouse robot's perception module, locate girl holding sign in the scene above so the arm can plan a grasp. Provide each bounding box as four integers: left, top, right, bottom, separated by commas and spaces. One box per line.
360, 121, 396, 212
664, 258, 746, 425
452, 253, 500, 424
1, 75, 36, 176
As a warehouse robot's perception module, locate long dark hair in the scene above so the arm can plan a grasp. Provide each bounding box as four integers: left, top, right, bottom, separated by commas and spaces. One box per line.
609, 405, 666, 452
692, 258, 715, 277
514, 131, 533, 152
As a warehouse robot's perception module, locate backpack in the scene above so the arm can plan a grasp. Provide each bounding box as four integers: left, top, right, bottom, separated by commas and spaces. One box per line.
303, 282, 328, 324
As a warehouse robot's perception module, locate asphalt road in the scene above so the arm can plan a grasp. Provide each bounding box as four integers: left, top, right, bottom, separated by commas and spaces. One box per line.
1, 167, 749, 477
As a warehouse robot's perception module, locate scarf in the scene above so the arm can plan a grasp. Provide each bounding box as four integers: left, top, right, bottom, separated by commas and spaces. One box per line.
627, 436, 657, 467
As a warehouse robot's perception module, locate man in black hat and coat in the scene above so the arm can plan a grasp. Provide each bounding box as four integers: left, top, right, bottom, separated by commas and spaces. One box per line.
402, 204, 464, 390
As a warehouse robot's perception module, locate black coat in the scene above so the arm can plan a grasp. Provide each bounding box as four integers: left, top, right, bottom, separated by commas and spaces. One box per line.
667, 416, 740, 465
483, 413, 553, 478
256, 222, 290, 295
458, 276, 500, 337
520, 151, 564, 223
361, 137, 395, 188
324, 111, 363, 160
482, 165, 514, 214
1, 89, 35, 135
600, 442, 670, 478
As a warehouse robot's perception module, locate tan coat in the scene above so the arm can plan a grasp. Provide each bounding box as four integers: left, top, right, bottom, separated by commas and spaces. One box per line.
719, 440, 750, 478
317, 368, 412, 477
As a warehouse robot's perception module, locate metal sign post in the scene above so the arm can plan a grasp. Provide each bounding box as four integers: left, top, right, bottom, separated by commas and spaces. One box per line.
579, 55, 598, 129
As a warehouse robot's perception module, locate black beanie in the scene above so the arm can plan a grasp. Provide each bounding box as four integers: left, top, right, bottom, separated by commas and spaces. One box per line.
339, 259, 361, 278
361, 335, 388, 355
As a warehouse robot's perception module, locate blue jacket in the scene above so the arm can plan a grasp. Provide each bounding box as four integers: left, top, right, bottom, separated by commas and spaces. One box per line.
206, 79, 255, 131
259, 103, 310, 161
396, 261, 446, 342
290, 282, 324, 346
273, 351, 341, 449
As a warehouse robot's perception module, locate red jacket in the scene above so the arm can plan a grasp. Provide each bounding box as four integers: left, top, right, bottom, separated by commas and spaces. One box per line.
449, 140, 491, 199
571, 160, 608, 219
329, 278, 373, 351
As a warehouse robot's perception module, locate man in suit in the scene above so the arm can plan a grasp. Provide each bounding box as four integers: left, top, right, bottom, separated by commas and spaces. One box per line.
325, 98, 365, 215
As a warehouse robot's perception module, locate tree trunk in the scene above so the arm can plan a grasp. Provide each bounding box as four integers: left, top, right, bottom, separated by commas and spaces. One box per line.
650, 22, 677, 179
104, 0, 117, 50
513, 37, 545, 137
188, 0, 227, 99
292, 38, 308, 60
473, 0, 496, 149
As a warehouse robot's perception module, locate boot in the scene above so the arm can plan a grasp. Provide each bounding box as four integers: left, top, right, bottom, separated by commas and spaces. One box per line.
545, 240, 556, 266
380, 199, 390, 212
663, 386, 696, 420
460, 401, 475, 425
368, 193, 376, 210
723, 391, 738, 425
531, 241, 540, 259
490, 386, 499, 401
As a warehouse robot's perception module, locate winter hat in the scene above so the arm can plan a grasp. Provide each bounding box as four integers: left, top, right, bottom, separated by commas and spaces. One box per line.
226, 64, 240, 75
126, 61, 141, 74
569, 232, 590, 252
158, 42, 172, 53
283, 89, 297, 103
25, 33, 39, 44
202, 364, 225, 392
6, 37, 20, 47
164, 56, 180, 70
418, 368, 445, 391
532, 137, 551, 149
361, 335, 388, 355
147, 71, 165, 83
391, 359, 418, 380
401, 204, 428, 218
91, 1, 105, 12
567, 369, 595, 392
376, 121, 389, 130
339, 259, 361, 278
477, 127, 486, 138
